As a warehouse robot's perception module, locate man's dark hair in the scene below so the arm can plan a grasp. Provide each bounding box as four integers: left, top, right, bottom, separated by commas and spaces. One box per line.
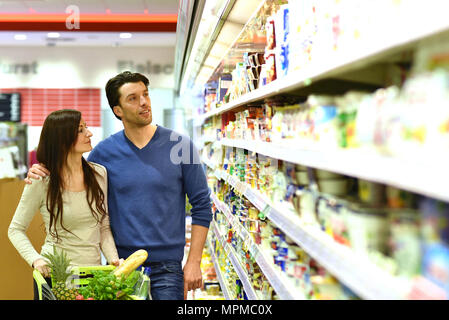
105, 71, 150, 120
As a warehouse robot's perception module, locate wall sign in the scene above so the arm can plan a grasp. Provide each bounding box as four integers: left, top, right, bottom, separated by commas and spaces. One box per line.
117, 60, 173, 75
0, 93, 21, 122
0, 61, 38, 75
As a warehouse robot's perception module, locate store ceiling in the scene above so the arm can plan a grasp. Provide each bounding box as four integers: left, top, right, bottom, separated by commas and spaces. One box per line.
0, 0, 178, 14
0, 0, 179, 47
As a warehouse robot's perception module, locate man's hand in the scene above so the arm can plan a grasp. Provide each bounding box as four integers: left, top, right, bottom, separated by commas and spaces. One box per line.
183, 224, 209, 299
25, 163, 50, 184
183, 260, 203, 299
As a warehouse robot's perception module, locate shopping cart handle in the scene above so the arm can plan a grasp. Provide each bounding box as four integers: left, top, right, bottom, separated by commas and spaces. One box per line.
33, 269, 46, 300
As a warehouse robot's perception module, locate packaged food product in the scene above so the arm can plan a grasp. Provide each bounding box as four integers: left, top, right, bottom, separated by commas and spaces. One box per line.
358, 179, 386, 206
317, 178, 351, 197
265, 17, 276, 50
421, 243, 449, 297
315, 169, 343, 179
419, 197, 449, 244
345, 204, 389, 255
386, 186, 414, 208
388, 209, 422, 277
299, 191, 318, 226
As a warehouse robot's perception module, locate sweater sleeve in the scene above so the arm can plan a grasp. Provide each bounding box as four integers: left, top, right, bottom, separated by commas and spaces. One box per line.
8, 178, 46, 267
182, 139, 212, 228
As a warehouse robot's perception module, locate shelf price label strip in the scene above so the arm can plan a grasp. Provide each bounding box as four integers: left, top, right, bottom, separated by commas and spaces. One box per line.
211, 221, 258, 300
212, 171, 407, 299
211, 193, 306, 300
218, 139, 449, 203
208, 163, 407, 299
207, 238, 232, 300
226, 245, 259, 300
253, 248, 306, 300
266, 205, 406, 300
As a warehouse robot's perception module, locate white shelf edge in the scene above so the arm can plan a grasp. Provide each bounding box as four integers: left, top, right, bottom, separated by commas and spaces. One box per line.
198, 15, 449, 124
201, 156, 216, 171
211, 192, 306, 300
218, 138, 449, 203
207, 163, 410, 300
265, 203, 409, 300
227, 245, 259, 300
211, 220, 259, 300
208, 237, 232, 300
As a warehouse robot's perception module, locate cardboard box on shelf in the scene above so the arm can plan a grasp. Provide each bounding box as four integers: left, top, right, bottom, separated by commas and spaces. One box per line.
0, 178, 45, 300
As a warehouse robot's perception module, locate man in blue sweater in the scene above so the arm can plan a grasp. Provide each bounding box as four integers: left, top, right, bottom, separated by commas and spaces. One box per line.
27, 71, 212, 300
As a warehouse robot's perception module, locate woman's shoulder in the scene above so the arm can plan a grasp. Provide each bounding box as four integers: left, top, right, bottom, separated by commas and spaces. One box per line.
23, 175, 49, 196
87, 161, 107, 177
29, 175, 49, 185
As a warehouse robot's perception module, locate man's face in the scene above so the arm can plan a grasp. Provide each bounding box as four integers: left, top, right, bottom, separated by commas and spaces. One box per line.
114, 81, 152, 126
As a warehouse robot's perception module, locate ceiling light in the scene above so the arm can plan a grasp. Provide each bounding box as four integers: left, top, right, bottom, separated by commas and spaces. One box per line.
119, 33, 132, 39
47, 32, 60, 38
14, 34, 27, 40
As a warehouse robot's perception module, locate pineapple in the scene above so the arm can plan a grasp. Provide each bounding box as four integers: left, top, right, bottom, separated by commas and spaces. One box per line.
42, 246, 79, 300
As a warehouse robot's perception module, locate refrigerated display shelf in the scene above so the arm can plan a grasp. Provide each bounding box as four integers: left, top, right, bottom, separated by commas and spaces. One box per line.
211, 192, 306, 300
211, 220, 259, 300
186, 0, 449, 302
205, 158, 411, 300
195, 2, 449, 126
216, 138, 449, 203
207, 237, 232, 300
202, 156, 217, 171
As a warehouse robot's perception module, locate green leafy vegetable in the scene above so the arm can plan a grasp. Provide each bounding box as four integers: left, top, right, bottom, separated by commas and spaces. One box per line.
78, 270, 140, 300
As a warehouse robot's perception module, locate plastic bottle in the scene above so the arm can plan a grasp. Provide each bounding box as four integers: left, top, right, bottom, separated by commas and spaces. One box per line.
133, 267, 144, 293
136, 267, 152, 300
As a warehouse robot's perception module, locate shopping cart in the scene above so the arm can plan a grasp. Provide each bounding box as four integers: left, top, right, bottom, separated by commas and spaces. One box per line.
33, 269, 56, 300
33, 265, 150, 300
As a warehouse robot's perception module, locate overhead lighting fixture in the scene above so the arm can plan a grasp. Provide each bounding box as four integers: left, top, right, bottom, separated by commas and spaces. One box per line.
119, 33, 132, 39
47, 32, 60, 38
14, 34, 27, 40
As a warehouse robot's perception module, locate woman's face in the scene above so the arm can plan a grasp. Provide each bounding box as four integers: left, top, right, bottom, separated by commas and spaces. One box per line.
72, 118, 93, 154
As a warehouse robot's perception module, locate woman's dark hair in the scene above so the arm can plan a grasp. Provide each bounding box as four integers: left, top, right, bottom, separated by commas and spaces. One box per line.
36, 109, 107, 241
105, 71, 149, 120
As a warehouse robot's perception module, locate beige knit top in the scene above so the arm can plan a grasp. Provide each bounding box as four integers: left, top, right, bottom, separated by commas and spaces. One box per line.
8, 162, 119, 267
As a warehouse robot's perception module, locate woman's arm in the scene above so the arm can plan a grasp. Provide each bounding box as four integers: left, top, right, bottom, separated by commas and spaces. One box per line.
8, 178, 46, 268
100, 214, 120, 265
94, 164, 120, 265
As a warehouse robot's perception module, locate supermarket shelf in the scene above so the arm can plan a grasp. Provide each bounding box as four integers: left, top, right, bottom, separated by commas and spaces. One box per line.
263, 201, 410, 300
211, 221, 259, 300
201, 156, 217, 171
208, 238, 232, 300
206, 161, 411, 300
227, 245, 259, 300
217, 138, 449, 203
192, 0, 449, 301
212, 192, 306, 300
196, 10, 449, 126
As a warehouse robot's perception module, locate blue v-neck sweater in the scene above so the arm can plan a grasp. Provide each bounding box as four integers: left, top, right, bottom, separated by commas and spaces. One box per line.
88, 126, 211, 262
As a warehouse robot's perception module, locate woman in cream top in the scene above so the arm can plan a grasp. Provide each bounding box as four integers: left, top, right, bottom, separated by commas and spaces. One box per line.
8, 163, 118, 267
8, 109, 120, 276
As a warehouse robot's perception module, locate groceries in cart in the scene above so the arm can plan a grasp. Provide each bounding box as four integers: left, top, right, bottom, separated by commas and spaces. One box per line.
34, 247, 151, 300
